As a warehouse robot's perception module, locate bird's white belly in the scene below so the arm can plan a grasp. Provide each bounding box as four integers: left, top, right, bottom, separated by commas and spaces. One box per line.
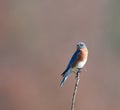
77, 59, 87, 69
71, 59, 87, 73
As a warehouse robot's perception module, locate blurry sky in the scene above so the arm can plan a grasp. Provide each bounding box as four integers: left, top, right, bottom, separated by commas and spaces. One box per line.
0, 0, 120, 110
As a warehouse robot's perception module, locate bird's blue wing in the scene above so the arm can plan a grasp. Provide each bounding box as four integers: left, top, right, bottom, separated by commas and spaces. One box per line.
60, 50, 80, 87
66, 49, 80, 70
61, 49, 80, 76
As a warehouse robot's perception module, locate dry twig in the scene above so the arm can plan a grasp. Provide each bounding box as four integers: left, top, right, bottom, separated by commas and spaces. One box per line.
71, 70, 81, 110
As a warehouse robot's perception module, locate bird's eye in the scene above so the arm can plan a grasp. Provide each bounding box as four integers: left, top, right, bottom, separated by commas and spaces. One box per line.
80, 44, 83, 47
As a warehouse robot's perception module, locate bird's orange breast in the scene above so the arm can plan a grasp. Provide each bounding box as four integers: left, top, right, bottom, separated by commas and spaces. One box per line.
79, 48, 88, 61
71, 48, 88, 68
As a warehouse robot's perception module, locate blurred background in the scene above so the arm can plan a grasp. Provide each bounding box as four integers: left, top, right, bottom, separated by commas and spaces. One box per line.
0, 0, 120, 110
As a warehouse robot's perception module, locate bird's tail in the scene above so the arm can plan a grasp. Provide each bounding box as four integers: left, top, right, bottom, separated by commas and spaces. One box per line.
60, 76, 68, 87
60, 69, 70, 87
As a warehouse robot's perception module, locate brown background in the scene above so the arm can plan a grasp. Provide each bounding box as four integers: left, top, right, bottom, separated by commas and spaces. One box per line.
0, 0, 120, 110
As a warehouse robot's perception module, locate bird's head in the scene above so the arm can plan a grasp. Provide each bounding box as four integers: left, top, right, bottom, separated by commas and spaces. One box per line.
77, 42, 87, 49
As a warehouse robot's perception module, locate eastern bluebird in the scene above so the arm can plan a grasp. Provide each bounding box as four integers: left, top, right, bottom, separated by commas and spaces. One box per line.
60, 42, 88, 87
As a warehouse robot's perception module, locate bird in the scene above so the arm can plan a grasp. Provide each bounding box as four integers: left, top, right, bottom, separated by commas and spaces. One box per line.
60, 42, 88, 87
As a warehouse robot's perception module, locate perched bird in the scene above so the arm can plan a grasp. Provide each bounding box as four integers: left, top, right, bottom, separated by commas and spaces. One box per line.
60, 42, 88, 87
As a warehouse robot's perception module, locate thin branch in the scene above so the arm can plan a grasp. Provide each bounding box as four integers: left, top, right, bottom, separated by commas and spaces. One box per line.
71, 70, 81, 110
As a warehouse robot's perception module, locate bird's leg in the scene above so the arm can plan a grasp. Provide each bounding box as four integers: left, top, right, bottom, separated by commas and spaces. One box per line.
74, 68, 79, 74
75, 68, 86, 78
74, 68, 86, 77
76, 72, 79, 78
75, 68, 80, 78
